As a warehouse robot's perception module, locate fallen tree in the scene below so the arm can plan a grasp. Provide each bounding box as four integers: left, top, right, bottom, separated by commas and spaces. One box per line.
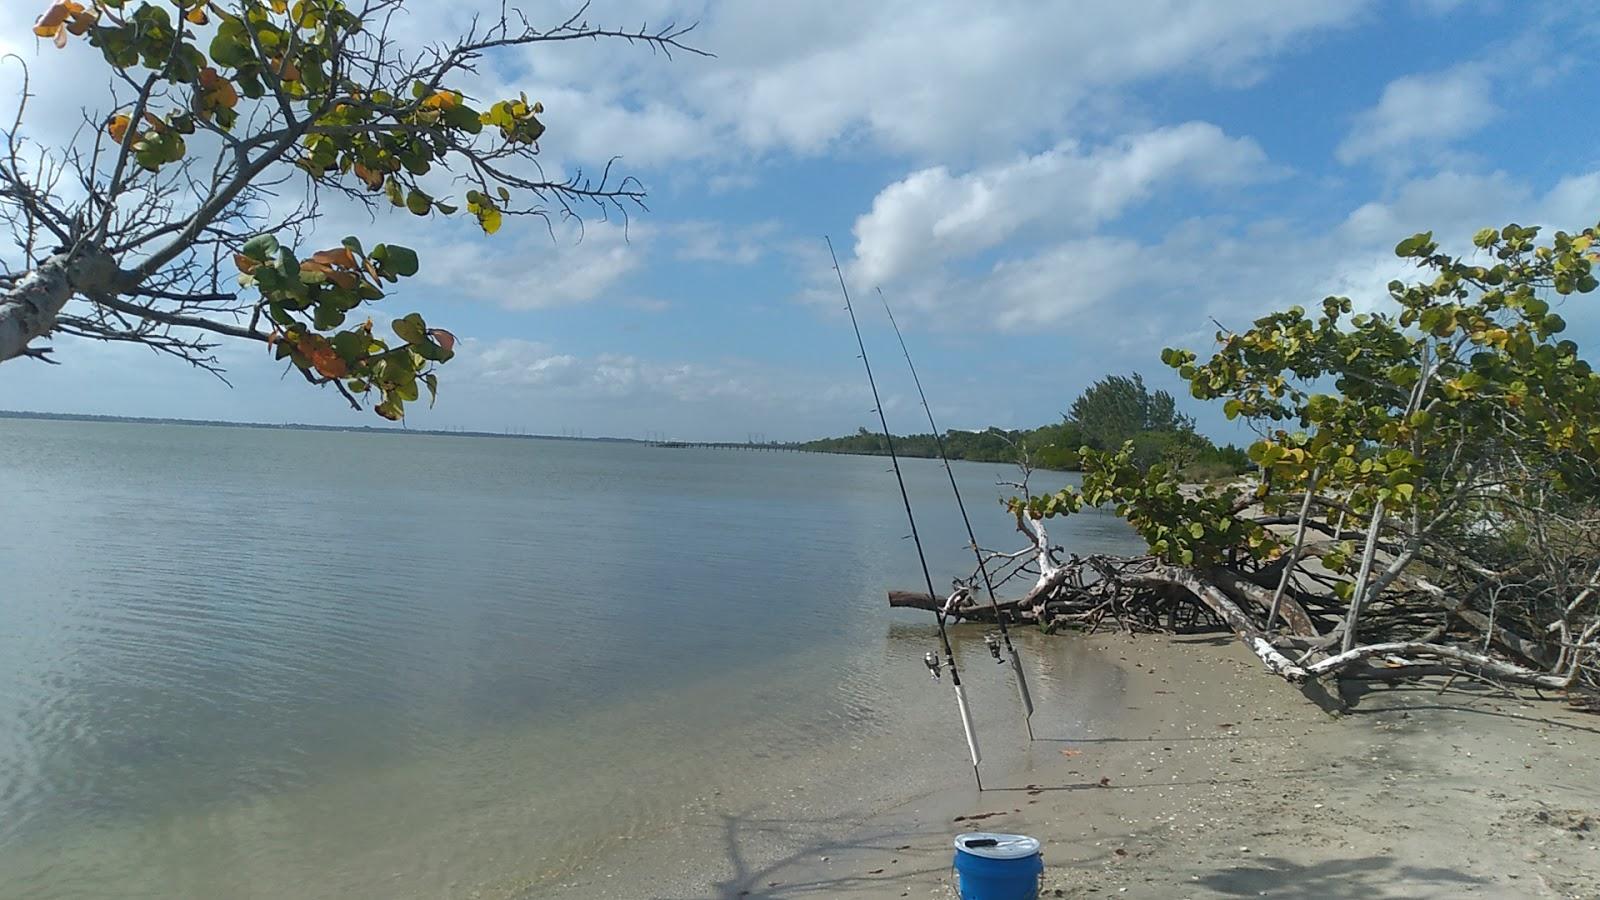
891, 220, 1600, 699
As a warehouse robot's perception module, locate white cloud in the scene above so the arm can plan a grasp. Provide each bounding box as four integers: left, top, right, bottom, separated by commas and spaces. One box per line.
851, 123, 1273, 285
665, 220, 779, 265
684, 2, 1369, 160
843, 166, 1600, 345
453, 337, 870, 434
410, 219, 640, 310
457, 0, 1374, 169
1336, 67, 1499, 165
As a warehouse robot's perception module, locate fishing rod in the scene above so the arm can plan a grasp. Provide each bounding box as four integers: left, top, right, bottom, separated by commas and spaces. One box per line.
876, 287, 1037, 740
825, 236, 983, 792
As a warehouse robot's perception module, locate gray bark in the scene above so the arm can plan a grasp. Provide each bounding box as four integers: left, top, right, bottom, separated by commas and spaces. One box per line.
0, 249, 122, 363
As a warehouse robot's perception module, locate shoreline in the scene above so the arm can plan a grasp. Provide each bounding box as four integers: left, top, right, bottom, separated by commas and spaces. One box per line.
578, 633, 1600, 899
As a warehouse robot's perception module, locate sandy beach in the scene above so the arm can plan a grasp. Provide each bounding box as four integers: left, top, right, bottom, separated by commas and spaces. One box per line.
593, 633, 1600, 899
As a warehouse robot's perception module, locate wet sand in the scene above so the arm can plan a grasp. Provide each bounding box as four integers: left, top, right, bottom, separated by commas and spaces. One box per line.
591, 633, 1600, 899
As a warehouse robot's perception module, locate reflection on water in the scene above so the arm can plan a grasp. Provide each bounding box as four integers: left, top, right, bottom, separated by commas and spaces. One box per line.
0, 419, 1139, 898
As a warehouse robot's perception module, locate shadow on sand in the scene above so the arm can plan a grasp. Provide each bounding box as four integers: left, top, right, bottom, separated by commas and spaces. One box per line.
1194, 854, 1487, 898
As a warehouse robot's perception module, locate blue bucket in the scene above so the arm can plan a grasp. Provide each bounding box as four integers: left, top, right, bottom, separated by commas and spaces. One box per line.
952, 832, 1043, 900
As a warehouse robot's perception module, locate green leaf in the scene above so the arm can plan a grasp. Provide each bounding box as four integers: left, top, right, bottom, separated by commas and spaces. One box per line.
1188, 522, 1205, 539
331, 331, 371, 361
442, 103, 483, 133
374, 398, 403, 421
406, 189, 432, 216
392, 312, 427, 345
423, 373, 438, 407
341, 236, 364, 256
241, 233, 280, 261
314, 302, 345, 330
1395, 231, 1433, 257
380, 244, 419, 277
1223, 398, 1243, 420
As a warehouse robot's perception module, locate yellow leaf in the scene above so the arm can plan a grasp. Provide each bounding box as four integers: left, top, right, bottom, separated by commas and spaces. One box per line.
33, 1, 71, 33
420, 90, 458, 110
477, 205, 502, 235
105, 113, 131, 145
185, 6, 208, 25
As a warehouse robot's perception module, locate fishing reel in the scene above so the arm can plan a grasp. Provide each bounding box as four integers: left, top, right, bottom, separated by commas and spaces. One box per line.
923, 651, 942, 681
985, 632, 1004, 664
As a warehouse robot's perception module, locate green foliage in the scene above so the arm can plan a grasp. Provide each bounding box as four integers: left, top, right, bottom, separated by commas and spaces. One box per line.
1068, 373, 1194, 450
1012, 443, 1279, 567
41, 1, 586, 418
1028, 219, 1600, 582
799, 425, 1076, 468
240, 235, 452, 420
799, 374, 1251, 477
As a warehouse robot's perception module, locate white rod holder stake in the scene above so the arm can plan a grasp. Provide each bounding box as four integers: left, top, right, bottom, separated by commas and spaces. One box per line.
954, 681, 981, 770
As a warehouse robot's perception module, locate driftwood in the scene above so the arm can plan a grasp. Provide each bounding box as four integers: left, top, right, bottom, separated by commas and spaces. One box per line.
887, 497, 1599, 702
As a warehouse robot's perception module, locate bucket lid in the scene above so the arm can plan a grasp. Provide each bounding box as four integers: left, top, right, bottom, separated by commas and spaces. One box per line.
953, 832, 1040, 860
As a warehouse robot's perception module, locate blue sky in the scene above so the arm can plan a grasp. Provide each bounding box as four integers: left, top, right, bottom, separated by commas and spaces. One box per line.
2, 1, 1598, 442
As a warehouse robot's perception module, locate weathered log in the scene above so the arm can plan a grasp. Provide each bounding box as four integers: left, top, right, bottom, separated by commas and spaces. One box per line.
1204, 567, 1319, 638
887, 590, 1028, 621
1305, 641, 1572, 689
1122, 566, 1308, 681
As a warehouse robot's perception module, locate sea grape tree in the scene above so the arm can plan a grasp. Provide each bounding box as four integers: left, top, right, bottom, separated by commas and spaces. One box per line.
0, 0, 701, 418
995, 219, 1600, 689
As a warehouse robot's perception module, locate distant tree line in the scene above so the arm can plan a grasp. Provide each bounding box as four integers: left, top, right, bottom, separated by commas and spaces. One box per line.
797, 373, 1250, 477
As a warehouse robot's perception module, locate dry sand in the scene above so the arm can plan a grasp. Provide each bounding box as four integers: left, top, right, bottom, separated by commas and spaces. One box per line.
717, 634, 1600, 900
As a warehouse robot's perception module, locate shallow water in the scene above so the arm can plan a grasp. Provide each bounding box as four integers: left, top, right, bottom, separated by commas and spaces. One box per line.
0, 419, 1140, 898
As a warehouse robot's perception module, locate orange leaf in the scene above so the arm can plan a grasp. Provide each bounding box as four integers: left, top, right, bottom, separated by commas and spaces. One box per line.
65, 8, 95, 35
270, 57, 301, 82
427, 328, 457, 353
185, 5, 208, 25
310, 247, 355, 269
33, 1, 71, 32
313, 353, 348, 379
234, 252, 260, 274
105, 114, 131, 145
420, 90, 458, 110
327, 270, 358, 290
352, 162, 383, 190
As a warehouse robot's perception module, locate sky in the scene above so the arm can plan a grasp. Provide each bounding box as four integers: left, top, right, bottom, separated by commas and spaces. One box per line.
1, 0, 1598, 443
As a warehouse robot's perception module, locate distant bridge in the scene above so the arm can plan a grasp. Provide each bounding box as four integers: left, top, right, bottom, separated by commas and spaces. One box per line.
649, 440, 813, 452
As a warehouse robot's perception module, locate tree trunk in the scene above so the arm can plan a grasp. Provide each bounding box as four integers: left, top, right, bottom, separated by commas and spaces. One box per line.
0, 249, 121, 363
1306, 641, 1572, 689
1124, 566, 1308, 681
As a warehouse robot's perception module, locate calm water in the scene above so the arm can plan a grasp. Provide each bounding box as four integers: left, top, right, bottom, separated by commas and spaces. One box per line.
0, 419, 1140, 898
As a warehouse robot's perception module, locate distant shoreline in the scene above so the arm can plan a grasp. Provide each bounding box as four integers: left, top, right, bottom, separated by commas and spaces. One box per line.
0, 409, 639, 444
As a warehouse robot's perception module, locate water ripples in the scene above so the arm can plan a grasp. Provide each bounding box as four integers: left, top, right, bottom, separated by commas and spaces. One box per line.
0, 421, 1134, 898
